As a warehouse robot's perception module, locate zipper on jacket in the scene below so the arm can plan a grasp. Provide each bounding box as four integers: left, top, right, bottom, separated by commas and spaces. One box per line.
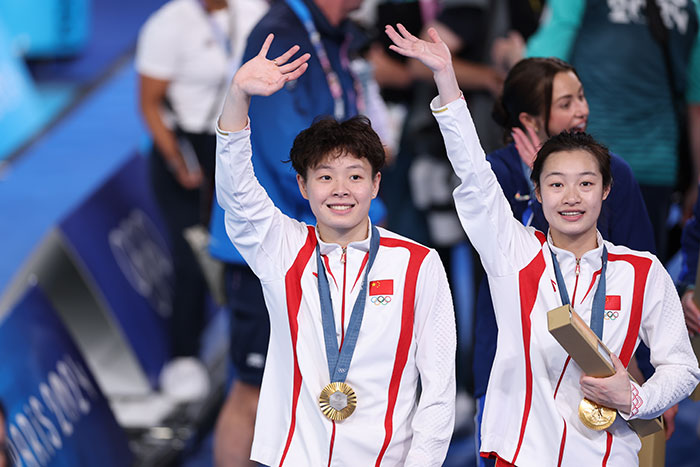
571, 258, 581, 306
340, 248, 347, 347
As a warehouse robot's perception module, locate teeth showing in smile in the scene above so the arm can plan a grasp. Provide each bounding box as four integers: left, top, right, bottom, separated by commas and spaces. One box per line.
328, 204, 352, 211
560, 211, 583, 216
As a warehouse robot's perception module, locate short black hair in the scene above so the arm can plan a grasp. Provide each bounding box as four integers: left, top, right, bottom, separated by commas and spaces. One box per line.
531, 130, 612, 190
289, 115, 385, 180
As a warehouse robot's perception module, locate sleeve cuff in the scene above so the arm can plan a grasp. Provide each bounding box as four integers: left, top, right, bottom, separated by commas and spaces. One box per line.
620, 380, 643, 420
430, 92, 465, 114
215, 116, 251, 136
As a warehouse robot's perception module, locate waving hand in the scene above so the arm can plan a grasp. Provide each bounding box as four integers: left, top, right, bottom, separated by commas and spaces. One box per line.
385, 24, 460, 105
220, 34, 310, 131
234, 33, 310, 97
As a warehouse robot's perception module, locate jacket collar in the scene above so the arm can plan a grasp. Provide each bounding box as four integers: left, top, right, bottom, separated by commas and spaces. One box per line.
547, 230, 605, 270
316, 219, 373, 256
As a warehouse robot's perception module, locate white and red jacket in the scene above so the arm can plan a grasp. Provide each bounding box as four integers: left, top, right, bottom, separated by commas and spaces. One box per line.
433, 96, 700, 466
215, 123, 456, 467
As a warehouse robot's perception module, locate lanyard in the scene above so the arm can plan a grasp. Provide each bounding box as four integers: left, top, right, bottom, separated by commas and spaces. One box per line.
285, 0, 357, 120
550, 245, 608, 339
197, 0, 232, 57
316, 225, 380, 383
520, 159, 535, 226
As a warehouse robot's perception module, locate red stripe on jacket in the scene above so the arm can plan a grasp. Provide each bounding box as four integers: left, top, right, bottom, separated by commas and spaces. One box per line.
511, 231, 547, 464
607, 254, 652, 366
279, 226, 317, 466
323, 254, 338, 288
374, 237, 430, 466
581, 268, 603, 303
557, 420, 567, 466
352, 252, 370, 292
602, 432, 613, 466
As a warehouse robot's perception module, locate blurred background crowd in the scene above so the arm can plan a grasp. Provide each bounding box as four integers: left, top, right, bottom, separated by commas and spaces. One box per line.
0, 0, 699, 465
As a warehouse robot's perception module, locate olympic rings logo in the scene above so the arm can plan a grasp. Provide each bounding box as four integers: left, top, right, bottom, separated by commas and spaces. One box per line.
604, 310, 619, 320
371, 296, 392, 305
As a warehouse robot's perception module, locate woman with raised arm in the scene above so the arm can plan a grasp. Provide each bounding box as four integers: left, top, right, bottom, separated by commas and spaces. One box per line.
472, 57, 664, 465
216, 34, 456, 466
386, 24, 700, 466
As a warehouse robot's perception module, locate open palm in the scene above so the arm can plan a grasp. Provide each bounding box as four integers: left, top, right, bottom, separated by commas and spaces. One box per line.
385, 24, 451, 73
234, 33, 310, 97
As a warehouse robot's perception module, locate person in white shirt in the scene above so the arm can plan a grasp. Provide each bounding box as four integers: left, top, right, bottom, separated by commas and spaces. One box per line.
214, 34, 456, 466
386, 23, 700, 466
136, 0, 234, 368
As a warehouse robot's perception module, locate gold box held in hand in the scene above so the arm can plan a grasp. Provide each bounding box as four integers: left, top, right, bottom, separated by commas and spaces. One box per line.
546, 304, 663, 437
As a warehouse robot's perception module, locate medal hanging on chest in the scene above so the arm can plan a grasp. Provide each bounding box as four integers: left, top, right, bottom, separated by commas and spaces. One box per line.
315, 225, 380, 421
551, 246, 615, 430
319, 382, 357, 421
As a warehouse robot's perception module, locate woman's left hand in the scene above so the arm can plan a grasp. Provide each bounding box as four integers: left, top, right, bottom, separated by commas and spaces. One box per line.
579, 352, 632, 413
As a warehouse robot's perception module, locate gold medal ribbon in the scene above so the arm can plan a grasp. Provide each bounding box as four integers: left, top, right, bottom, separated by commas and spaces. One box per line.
315, 226, 380, 421
551, 247, 616, 430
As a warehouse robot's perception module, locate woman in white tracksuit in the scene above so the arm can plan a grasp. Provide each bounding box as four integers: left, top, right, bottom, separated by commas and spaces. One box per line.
386, 24, 700, 466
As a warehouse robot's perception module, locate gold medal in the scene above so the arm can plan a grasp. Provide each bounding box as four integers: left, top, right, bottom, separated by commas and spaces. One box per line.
578, 398, 616, 430
319, 382, 357, 421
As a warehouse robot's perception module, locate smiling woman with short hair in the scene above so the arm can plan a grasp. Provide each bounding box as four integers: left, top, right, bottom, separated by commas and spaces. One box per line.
214, 33, 456, 466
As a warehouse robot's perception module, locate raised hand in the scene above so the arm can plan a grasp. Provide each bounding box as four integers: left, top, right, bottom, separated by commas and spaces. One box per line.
234, 33, 310, 97
385, 24, 460, 105
220, 34, 310, 131
385, 24, 451, 74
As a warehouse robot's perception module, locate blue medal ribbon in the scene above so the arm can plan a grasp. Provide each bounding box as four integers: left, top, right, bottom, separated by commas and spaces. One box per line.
550, 244, 608, 339
316, 225, 380, 383
520, 159, 536, 226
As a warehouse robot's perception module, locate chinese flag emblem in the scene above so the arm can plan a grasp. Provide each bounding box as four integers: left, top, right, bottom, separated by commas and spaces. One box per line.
605, 295, 621, 310
369, 280, 393, 296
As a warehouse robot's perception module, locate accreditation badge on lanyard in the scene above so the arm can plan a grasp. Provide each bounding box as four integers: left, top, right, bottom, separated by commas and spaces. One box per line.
315, 225, 380, 420
284, 0, 362, 120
